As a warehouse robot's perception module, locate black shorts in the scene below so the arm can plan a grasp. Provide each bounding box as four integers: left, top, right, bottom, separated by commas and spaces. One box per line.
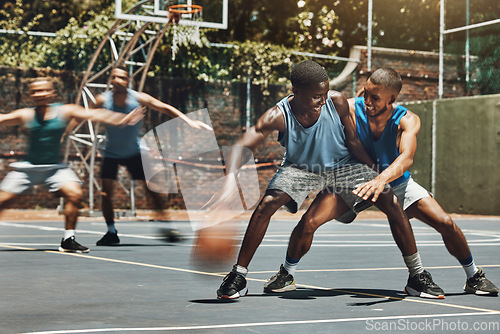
100, 155, 146, 180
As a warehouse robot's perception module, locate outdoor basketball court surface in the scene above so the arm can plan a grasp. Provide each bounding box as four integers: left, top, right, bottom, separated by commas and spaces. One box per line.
1, 211, 499, 333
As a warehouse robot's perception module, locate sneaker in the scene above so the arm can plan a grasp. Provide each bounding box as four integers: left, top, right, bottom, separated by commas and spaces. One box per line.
404, 270, 445, 299
217, 272, 248, 299
263, 264, 296, 293
59, 236, 90, 253
96, 231, 120, 246
464, 267, 499, 296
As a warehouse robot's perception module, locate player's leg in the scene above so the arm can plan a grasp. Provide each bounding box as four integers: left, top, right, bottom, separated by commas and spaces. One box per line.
217, 165, 322, 299
336, 164, 444, 299
407, 196, 498, 295
264, 188, 350, 293
46, 167, 89, 253
97, 157, 120, 246
217, 189, 291, 299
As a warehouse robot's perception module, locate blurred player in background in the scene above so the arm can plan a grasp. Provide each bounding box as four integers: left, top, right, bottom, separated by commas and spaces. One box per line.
0, 78, 143, 253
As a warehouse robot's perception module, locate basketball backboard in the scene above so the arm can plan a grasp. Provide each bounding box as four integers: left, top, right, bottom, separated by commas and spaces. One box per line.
115, 0, 228, 29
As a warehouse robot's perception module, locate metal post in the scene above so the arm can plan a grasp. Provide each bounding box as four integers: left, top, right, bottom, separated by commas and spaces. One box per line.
439, 0, 445, 99
367, 0, 373, 72
246, 69, 251, 131
465, 0, 470, 90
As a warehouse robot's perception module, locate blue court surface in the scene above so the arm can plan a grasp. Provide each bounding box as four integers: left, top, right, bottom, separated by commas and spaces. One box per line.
1, 214, 499, 333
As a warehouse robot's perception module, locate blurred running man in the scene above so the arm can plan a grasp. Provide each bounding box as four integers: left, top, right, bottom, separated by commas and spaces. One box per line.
210, 60, 444, 300
0, 78, 143, 253
268, 68, 498, 297
92, 66, 211, 246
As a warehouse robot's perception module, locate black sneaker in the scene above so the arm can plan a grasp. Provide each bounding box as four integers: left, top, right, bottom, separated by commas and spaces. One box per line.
404, 270, 445, 299
217, 272, 248, 299
263, 264, 296, 293
464, 267, 499, 296
96, 231, 120, 246
59, 236, 90, 253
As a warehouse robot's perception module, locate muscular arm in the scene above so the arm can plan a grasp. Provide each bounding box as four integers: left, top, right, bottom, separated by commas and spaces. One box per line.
137, 92, 211, 130
333, 93, 375, 167
62, 103, 143, 126
227, 106, 285, 173
353, 110, 421, 201
0, 109, 29, 126
374, 111, 420, 185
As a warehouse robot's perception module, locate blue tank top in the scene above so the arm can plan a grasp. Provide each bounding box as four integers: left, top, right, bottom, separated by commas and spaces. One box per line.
102, 89, 142, 158
277, 94, 353, 173
26, 103, 68, 164
355, 97, 410, 186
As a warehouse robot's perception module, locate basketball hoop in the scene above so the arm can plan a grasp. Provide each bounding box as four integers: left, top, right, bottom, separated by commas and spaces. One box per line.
168, 3, 204, 60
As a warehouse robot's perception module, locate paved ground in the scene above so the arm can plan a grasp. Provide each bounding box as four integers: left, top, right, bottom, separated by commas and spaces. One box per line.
1, 210, 499, 333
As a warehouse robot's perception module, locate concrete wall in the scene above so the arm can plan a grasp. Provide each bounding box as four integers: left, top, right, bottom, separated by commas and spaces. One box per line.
404, 94, 500, 215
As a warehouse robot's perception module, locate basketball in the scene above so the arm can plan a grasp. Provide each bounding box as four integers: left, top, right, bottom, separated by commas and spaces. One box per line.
191, 223, 238, 265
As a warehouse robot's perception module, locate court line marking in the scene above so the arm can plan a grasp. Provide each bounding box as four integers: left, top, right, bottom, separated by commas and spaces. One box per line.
1, 244, 499, 314
21, 311, 500, 334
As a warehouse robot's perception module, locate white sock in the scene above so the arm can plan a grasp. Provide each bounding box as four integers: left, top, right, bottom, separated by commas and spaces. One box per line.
64, 230, 75, 240
459, 255, 478, 279
284, 257, 300, 276
232, 264, 248, 277
403, 252, 424, 277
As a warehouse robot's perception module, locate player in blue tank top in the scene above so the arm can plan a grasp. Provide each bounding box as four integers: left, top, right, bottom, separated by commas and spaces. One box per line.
92, 66, 211, 246
213, 60, 445, 300
0, 78, 143, 253
350, 68, 497, 296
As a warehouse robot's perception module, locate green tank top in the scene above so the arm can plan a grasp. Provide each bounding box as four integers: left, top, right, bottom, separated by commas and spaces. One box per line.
26, 103, 68, 164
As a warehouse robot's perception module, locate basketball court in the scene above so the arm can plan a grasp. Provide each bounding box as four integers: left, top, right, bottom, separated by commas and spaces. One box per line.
1, 213, 499, 333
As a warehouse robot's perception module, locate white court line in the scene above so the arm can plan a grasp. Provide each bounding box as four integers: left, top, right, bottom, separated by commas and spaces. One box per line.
21, 311, 500, 334
0, 221, 194, 241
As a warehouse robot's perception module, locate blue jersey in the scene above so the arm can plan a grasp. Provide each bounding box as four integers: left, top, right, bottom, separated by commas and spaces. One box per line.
101, 89, 142, 158
354, 97, 410, 186
277, 94, 353, 173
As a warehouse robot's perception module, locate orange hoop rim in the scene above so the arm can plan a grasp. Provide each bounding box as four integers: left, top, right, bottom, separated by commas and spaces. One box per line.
168, 4, 203, 15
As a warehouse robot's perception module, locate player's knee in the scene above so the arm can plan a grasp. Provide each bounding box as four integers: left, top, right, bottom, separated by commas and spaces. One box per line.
256, 195, 282, 216
298, 215, 320, 235
436, 214, 456, 235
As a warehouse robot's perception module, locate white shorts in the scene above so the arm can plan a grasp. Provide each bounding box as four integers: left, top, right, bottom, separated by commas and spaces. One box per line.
392, 177, 431, 210
0, 162, 81, 195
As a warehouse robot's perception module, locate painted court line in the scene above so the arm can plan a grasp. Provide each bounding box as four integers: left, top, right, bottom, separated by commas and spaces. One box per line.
1, 244, 499, 314
22, 311, 500, 333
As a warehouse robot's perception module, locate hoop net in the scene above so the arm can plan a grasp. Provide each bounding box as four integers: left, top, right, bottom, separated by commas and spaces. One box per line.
168, 4, 203, 60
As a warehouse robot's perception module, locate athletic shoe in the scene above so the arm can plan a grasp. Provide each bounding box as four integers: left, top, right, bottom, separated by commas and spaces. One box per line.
404, 270, 445, 299
217, 272, 248, 299
96, 231, 120, 246
464, 267, 499, 296
263, 264, 297, 293
59, 236, 90, 253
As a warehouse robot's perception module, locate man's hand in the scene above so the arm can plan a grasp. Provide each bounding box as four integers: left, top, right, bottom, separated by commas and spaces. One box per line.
119, 106, 145, 127
186, 118, 213, 131
352, 176, 388, 202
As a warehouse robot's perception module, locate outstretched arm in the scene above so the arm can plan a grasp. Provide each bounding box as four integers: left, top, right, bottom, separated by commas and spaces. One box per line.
0, 109, 29, 127
354, 110, 420, 201
62, 104, 144, 127
334, 93, 375, 167
137, 92, 212, 131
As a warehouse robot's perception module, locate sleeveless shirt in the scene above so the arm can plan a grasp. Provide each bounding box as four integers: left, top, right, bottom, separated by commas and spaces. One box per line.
277, 94, 353, 173
26, 103, 68, 165
101, 89, 142, 158
354, 97, 410, 186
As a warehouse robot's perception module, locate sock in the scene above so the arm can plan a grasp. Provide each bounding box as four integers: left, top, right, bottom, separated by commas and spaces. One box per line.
63, 230, 75, 240
459, 255, 478, 279
403, 252, 424, 277
284, 255, 300, 276
106, 220, 117, 234
232, 264, 248, 277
